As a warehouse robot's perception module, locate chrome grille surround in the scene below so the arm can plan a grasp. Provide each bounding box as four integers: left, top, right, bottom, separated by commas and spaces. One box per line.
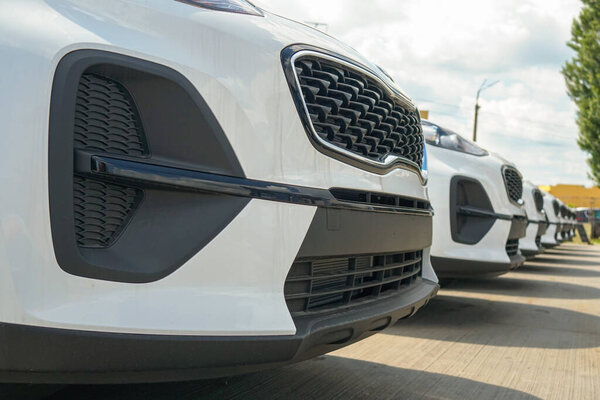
285, 48, 425, 182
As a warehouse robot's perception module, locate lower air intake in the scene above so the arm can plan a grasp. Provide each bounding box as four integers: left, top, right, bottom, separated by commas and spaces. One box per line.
533, 189, 544, 212
285, 250, 423, 315
74, 176, 142, 248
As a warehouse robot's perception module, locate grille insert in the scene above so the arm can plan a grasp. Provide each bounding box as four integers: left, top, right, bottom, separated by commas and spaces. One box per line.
74, 176, 142, 248
502, 167, 523, 204
505, 239, 519, 257
285, 250, 423, 315
330, 188, 430, 210
73, 73, 147, 249
74, 73, 148, 157
291, 54, 424, 169
533, 189, 544, 212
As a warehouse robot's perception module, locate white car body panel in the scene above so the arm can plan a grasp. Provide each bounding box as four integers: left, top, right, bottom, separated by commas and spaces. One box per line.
0, 0, 434, 340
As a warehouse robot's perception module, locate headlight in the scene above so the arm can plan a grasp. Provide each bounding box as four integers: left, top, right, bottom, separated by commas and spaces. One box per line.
422, 120, 488, 156
177, 0, 263, 16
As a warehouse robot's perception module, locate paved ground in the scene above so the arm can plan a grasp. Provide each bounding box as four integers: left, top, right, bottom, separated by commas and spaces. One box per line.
5, 244, 600, 400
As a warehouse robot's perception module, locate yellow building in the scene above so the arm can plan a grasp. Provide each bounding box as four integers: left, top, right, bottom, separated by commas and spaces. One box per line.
539, 184, 600, 208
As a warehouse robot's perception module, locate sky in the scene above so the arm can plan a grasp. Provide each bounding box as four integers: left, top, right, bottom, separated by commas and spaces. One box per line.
253, 0, 592, 186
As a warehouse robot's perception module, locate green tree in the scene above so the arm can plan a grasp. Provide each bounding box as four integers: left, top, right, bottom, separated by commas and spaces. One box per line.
562, 0, 600, 185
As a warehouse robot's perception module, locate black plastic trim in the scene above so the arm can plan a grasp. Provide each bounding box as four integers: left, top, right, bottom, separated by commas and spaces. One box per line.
49, 50, 248, 283
535, 220, 548, 236
79, 153, 434, 217
450, 176, 497, 245
457, 206, 512, 221
508, 215, 528, 240
521, 248, 542, 258
296, 207, 432, 258
432, 254, 524, 278
0, 280, 438, 384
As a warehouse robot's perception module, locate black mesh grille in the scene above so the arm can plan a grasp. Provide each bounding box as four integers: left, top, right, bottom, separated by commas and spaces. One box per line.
505, 239, 519, 257
73, 73, 147, 249
285, 250, 423, 315
533, 189, 544, 212
503, 167, 523, 203
293, 56, 424, 167
74, 176, 142, 248
74, 73, 148, 157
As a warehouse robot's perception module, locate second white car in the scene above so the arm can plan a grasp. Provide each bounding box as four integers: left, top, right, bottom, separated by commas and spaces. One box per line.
424, 120, 527, 278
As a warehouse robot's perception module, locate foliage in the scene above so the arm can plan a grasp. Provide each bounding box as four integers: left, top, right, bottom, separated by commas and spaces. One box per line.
562, 0, 600, 185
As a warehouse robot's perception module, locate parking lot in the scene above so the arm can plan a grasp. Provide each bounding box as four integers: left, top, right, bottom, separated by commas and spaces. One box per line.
18, 243, 591, 400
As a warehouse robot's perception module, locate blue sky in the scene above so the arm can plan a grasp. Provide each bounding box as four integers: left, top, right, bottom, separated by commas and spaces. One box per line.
255, 0, 591, 186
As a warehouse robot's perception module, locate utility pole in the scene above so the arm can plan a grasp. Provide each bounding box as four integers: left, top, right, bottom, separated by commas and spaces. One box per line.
473, 102, 480, 142
472, 79, 499, 142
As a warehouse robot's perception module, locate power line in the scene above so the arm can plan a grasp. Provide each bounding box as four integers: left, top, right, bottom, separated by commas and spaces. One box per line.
423, 110, 575, 142
415, 98, 576, 131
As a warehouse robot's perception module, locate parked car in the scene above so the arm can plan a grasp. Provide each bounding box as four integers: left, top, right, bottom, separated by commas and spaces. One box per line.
563, 207, 575, 240
575, 207, 600, 239
556, 201, 570, 242
520, 181, 547, 258
0, 0, 438, 383
540, 191, 561, 248
423, 120, 527, 278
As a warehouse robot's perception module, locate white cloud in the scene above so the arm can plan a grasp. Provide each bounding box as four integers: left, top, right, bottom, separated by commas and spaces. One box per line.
255, 0, 591, 186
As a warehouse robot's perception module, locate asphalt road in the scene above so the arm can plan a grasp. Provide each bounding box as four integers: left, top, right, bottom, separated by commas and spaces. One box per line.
4, 243, 600, 400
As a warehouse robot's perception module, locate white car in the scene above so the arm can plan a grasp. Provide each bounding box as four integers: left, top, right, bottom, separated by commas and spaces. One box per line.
423, 120, 527, 278
520, 181, 547, 258
540, 191, 561, 248
0, 0, 437, 383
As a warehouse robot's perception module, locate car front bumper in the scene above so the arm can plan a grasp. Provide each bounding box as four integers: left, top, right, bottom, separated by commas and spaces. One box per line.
432, 215, 527, 278
0, 279, 437, 384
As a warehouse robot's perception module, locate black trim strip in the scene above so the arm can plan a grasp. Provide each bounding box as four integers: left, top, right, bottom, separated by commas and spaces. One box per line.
527, 219, 547, 224
457, 205, 513, 221
76, 152, 433, 217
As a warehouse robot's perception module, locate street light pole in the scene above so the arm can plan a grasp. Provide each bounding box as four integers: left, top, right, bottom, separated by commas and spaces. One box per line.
472, 79, 499, 142
473, 101, 480, 142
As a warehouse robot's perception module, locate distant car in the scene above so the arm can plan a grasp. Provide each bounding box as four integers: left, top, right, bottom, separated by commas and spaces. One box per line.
0, 0, 438, 384
565, 205, 575, 241
564, 206, 576, 240
424, 120, 527, 278
540, 192, 561, 248
520, 181, 547, 258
